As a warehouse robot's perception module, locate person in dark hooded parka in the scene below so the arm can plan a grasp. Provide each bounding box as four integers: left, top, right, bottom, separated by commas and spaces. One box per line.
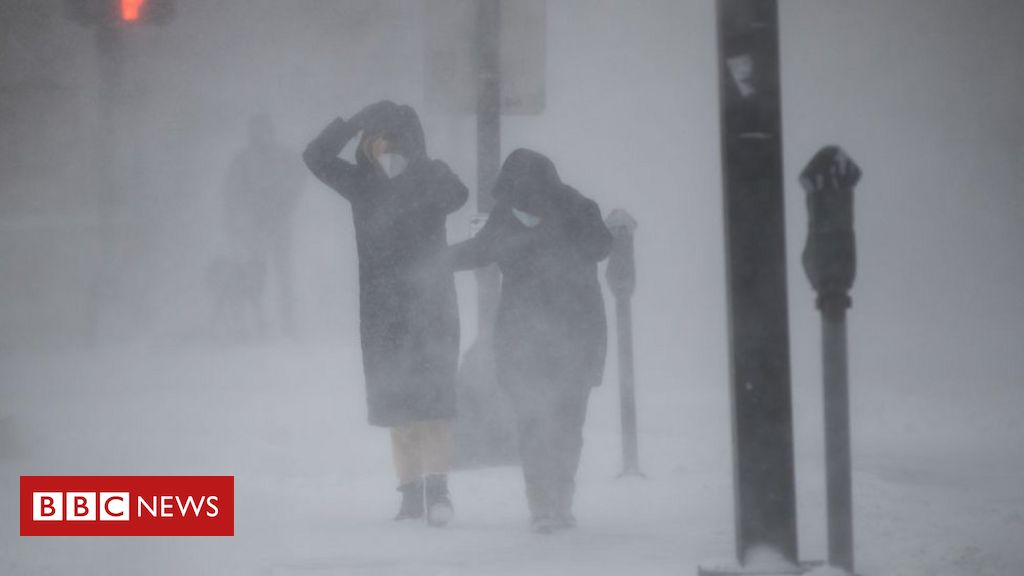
303, 101, 467, 527
448, 148, 612, 533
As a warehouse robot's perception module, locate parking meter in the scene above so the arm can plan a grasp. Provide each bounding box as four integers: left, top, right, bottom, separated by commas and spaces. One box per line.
800, 146, 862, 573
605, 209, 638, 300
800, 146, 861, 319
604, 209, 642, 477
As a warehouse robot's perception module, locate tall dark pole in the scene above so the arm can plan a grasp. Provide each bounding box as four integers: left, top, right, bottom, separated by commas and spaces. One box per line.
453, 0, 515, 468
475, 0, 501, 338
711, 0, 799, 569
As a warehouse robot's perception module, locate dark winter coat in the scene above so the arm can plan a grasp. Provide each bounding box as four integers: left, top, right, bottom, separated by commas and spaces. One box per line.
450, 148, 612, 391
303, 104, 468, 427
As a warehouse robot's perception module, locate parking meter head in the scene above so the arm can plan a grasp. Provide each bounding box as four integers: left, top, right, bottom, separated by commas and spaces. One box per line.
604, 210, 637, 299
800, 146, 860, 306
605, 209, 638, 238
800, 146, 861, 195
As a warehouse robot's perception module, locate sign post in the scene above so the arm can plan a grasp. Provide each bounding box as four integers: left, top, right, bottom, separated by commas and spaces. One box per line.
701, 1, 800, 573
431, 0, 547, 466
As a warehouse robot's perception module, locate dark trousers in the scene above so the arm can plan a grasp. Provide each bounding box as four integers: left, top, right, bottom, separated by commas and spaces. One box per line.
508, 383, 591, 519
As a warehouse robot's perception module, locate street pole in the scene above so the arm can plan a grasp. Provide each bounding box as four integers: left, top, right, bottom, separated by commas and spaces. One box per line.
702, 0, 799, 572
454, 0, 517, 467
605, 209, 643, 478
475, 0, 501, 338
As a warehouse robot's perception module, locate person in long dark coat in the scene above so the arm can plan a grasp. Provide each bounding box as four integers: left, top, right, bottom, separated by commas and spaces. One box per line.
223, 114, 304, 335
303, 101, 468, 526
448, 148, 612, 533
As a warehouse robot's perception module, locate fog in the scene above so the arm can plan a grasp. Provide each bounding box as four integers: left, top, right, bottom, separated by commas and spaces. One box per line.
1, 1, 1022, 575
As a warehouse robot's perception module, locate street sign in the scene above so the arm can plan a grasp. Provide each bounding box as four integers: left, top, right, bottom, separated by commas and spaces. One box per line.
424, 0, 546, 115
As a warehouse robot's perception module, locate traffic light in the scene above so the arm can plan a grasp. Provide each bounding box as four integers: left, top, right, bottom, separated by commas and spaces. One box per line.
120, 0, 144, 21
64, 0, 175, 27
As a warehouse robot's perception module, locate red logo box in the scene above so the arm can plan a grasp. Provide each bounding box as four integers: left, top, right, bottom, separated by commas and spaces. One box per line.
20, 476, 234, 536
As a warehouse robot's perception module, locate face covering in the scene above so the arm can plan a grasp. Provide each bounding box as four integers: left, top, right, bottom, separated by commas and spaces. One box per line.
376, 152, 408, 179
512, 207, 542, 228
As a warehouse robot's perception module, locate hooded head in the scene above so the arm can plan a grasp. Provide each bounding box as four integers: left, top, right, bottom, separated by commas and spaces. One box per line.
356, 104, 426, 172
493, 148, 564, 219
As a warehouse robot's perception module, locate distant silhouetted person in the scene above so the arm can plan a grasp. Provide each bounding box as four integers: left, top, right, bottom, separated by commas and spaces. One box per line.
222, 114, 303, 336
303, 101, 468, 527
449, 148, 611, 533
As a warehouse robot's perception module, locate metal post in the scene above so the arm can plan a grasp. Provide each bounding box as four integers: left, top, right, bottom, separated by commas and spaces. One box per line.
822, 307, 853, 573
605, 210, 642, 478
702, 0, 799, 572
616, 296, 640, 474
475, 0, 501, 337
453, 0, 517, 468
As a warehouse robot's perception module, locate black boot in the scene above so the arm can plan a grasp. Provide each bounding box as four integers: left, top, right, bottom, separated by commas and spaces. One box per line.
424, 474, 453, 527
394, 480, 424, 521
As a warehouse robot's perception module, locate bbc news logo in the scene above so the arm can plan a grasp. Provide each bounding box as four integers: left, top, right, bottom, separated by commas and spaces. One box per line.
20, 476, 233, 536
33, 491, 220, 521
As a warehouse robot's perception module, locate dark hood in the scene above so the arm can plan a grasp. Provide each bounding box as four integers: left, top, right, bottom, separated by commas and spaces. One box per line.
356, 104, 426, 168
492, 148, 564, 210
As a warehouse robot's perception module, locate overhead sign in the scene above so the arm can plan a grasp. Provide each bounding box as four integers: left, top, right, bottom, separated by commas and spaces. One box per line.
424, 0, 546, 115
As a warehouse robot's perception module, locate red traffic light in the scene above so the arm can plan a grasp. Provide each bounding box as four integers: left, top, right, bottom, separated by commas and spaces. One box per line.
64, 0, 174, 27
121, 0, 144, 22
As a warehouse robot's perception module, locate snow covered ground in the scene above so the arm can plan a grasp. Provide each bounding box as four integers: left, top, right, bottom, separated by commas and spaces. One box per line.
1, 338, 1022, 575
